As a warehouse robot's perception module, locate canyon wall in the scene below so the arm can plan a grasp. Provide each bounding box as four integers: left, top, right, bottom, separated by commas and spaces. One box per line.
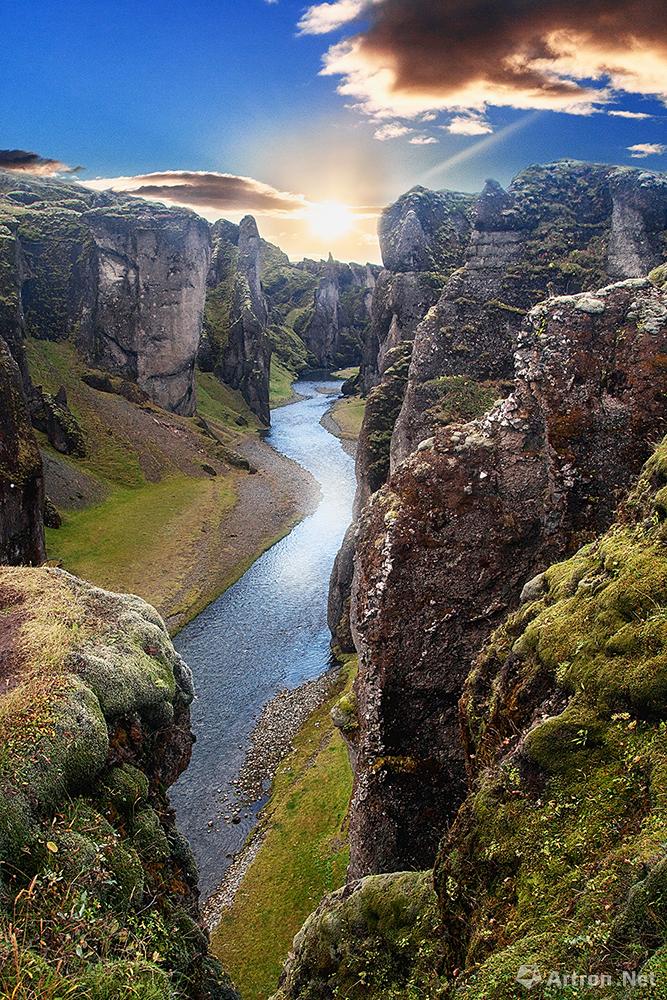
276, 429, 667, 998
200, 216, 272, 425
0, 171, 211, 417
333, 161, 667, 880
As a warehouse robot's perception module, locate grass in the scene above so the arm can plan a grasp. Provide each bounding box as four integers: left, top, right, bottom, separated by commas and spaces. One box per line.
196, 370, 260, 433
46, 474, 236, 615
211, 657, 356, 1000
270, 358, 298, 408
329, 396, 366, 442
332, 367, 359, 380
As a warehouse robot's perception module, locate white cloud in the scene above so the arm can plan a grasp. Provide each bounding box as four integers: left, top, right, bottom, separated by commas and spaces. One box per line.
298, 0, 374, 35
446, 115, 494, 136
609, 110, 652, 119
373, 122, 412, 140
628, 142, 666, 157
409, 135, 438, 145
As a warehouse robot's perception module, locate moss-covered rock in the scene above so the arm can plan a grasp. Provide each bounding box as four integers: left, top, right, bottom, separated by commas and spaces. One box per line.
0, 566, 237, 1000
272, 872, 445, 1000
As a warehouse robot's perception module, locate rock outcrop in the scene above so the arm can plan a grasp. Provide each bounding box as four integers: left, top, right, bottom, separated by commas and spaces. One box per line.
362, 187, 475, 392
200, 217, 272, 425
300, 255, 378, 370
348, 274, 667, 877
393, 161, 667, 462
0, 171, 212, 418
0, 336, 45, 565
276, 428, 667, 1000
0, 567, 237, 999
86, 203, 211, 416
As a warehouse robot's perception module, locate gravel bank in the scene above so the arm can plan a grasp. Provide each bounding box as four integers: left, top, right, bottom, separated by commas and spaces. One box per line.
202, 666, 341, 926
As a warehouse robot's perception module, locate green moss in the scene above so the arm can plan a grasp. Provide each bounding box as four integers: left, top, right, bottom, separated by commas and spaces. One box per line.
273, 872, 447, 1000
212, 659, 356, 1000
437, 436, 667, 997
424, 375, 510, 427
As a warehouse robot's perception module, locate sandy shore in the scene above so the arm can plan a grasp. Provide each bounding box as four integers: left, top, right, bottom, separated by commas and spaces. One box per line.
320, 408, 357, 458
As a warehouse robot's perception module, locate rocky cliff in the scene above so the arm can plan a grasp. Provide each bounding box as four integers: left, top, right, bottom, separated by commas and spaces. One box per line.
327, 187, 475, 652
393, 161, 667, 462
0, 567, 237, 999
327, 162, 667, 876
275, 432, 667, 998
349, 271, 667, 877
200, 216, 272, 425
86, 203, 210, 416
299, 255, 378, 370
0, 334, 45, 565
0, 171, 211, 418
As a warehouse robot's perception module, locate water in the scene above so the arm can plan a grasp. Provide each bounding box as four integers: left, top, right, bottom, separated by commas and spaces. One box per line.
170, 377, 356, 898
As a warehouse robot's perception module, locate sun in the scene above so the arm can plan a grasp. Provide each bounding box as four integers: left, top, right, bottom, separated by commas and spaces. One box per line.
307, 200, 354, 240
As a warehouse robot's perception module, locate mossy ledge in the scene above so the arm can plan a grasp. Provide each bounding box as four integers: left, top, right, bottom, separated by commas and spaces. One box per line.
274, 435, 667, 999
0, 566, 237, 1000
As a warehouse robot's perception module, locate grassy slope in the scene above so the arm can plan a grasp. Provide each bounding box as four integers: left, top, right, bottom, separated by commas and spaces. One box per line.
46, 475, 236, 612
26, 340, 265, 626
270, 357, 299, 407
211, 658, 356, 1000
329, 395, 366, 442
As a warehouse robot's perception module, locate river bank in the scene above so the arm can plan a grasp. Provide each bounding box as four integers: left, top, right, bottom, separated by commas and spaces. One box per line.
170, 377, 357, 898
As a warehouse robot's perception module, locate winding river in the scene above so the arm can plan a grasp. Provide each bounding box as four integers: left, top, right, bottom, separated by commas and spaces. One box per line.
170, 377, 356, 899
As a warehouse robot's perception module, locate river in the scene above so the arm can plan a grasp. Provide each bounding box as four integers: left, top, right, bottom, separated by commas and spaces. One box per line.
170, 376, 356, 899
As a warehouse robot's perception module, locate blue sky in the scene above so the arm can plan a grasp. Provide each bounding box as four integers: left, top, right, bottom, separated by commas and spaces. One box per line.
2, 0, 666, 261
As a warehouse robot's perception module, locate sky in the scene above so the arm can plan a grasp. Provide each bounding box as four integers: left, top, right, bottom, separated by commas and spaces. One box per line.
1, 0, 667, 262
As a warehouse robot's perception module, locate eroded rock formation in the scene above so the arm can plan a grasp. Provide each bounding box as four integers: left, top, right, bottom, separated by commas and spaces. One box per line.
86, 203, 211, 416
0, 567, 238, 999
201, 216, 272, 425
277, 414, 667, 1000
0, 335, 45, 565
0, 171, 212, 417
393, 161, 667, 462
349, 273, 667, 877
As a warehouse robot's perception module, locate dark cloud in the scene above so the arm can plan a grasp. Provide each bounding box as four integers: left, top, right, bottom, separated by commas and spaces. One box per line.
86, 171, 307, 216
305, 0, 667, 116
0, 149, 81, 175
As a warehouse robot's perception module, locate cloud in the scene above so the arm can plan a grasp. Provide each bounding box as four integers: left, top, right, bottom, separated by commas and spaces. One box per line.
0, 148, 81, 175
84, 170, 308, 216
409, 135, 438, 145
298, 0, 375, 35
373, 122, 411, 140
609, 110, 653, 119
628, 142, 666, 157
446, 115, 494, 136
301, 0, 667, 120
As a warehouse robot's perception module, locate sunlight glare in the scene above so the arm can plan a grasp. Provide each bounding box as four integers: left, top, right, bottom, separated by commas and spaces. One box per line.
307, 200, 354, 241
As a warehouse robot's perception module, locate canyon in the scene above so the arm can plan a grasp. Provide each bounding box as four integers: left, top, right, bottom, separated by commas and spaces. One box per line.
3, 159, 667, 1000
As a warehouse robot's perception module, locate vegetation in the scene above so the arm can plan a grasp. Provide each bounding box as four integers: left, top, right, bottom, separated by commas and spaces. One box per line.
328, 396, 366, 443
270, 357, 301, 407
25, 339, 270, 628
211, 658, 356, 1000
0, 568, 235, 1000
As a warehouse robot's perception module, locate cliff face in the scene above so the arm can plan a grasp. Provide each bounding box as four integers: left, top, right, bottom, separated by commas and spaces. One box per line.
86, 203, 211, 416
349, 271, 667, 877
362, 186, 475, 393
0, 335, 45, 565
0, 567, 238, 999
0, 171, 212, 418
300, 256, 378, 370
275, 433, 667, 999
201, 216, 272, 425
393, 161, 667, 462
